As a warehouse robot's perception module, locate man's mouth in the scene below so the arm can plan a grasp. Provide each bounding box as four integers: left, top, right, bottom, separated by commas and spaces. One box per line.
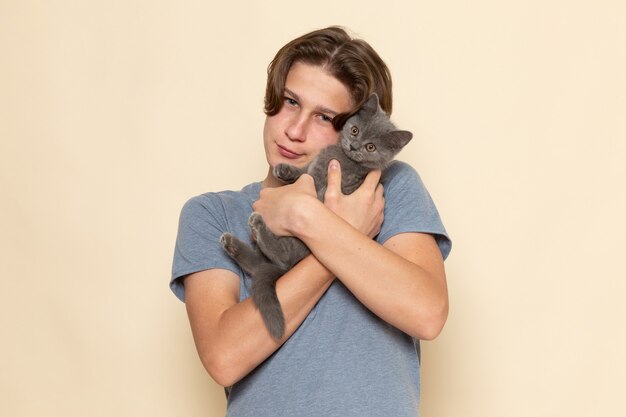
277, 144, 304, 159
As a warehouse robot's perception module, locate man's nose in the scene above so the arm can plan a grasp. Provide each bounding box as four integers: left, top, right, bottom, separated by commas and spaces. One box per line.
285, 115, 308, 142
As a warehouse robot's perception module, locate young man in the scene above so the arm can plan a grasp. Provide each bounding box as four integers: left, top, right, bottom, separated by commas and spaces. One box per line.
171, 26, 451, 416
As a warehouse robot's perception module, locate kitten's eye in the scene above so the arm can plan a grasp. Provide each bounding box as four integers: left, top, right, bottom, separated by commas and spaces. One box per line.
366, 143, 376, 152
351, 126, 359, 135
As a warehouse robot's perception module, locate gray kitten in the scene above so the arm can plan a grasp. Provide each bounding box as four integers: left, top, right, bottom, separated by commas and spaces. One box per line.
220, 94, 412, 339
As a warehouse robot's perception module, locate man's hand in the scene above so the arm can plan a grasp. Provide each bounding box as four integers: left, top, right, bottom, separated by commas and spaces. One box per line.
323, 160, 384, 238
252, 174, 318, 236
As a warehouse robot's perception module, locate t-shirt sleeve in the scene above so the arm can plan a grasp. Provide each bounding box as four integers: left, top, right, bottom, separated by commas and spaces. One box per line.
170, 194, 242, 302
377, 161, 452, 260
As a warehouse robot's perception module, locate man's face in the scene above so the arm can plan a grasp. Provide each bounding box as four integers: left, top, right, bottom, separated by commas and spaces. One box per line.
263, 62, 353, 178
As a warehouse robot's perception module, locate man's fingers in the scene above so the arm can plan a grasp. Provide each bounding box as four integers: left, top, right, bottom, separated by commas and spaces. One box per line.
296, 173, 315, 186
326, 159, 342, 192
376, 183, 385, 199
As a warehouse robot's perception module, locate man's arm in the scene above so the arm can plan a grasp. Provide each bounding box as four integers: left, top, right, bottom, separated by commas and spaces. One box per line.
184, 254, 334, 387
254, 161, 448, 340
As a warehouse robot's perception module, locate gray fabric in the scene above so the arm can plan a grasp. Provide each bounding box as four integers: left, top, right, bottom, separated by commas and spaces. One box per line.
170, 161, 451, 416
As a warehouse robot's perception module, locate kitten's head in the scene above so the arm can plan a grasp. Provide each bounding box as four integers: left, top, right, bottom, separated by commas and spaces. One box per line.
339, 94, 413, 169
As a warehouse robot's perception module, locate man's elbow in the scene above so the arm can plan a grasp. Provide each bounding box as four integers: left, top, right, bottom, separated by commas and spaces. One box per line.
200, 351, 241, 388
417, 303, 448, 341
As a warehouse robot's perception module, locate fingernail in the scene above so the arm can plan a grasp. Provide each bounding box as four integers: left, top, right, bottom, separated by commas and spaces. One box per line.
329, 160, 339, 170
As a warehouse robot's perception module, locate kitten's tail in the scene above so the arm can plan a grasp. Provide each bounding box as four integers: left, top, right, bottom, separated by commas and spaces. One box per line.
252, 263, 287, 340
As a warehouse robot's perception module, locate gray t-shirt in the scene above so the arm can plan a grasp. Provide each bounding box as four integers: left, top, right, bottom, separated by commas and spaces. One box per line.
171, 161, 451, 417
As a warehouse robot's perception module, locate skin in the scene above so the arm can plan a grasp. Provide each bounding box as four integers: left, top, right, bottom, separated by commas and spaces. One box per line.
262, 62, 354, 187
184, 63, 448, 387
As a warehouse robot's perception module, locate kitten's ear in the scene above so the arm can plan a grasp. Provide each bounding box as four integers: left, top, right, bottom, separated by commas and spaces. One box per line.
362, 94, 380, 115
386, 130, 413, 150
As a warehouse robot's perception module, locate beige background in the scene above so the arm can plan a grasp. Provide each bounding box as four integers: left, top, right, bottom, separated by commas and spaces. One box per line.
1, 1, 625, 416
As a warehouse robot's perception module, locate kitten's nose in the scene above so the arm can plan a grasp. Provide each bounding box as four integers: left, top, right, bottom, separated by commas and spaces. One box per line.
350, 142, 360, 150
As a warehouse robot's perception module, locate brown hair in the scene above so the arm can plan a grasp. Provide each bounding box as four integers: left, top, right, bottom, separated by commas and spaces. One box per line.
264, 26, 393, 129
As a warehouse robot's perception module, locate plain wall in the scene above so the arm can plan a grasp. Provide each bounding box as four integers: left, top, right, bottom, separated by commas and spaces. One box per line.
1, 1, 625, 416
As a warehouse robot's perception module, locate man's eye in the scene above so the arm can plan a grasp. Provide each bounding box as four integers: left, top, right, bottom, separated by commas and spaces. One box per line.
320, 114, 333, 123
285, 97, 298, 106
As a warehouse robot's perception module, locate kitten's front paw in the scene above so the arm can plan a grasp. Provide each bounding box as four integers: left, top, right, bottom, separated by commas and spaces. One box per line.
273, 163, 300, 184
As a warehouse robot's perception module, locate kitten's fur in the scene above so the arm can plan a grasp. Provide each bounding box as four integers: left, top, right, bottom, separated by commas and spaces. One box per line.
220, 94, 413, 339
